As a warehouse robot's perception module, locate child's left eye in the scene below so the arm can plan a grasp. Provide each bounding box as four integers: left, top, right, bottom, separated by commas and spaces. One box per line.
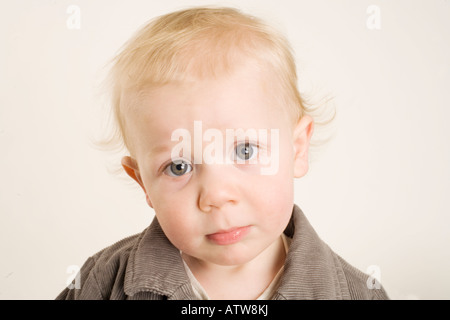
234, 142, 258, 161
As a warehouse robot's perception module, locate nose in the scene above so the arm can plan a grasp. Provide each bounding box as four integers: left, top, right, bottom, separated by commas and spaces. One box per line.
197, 164, 239, 213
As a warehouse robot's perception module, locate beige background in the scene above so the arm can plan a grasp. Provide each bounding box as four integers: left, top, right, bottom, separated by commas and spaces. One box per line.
1, 0, 449, 299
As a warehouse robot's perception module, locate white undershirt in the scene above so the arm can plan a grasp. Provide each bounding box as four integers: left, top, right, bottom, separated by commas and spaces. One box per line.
182, 234, 291, 300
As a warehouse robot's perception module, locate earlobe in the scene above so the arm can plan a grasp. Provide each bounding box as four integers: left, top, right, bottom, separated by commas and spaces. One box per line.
292, 115, 314, 178
121, 156, 154, 208
145, 194, 153, 208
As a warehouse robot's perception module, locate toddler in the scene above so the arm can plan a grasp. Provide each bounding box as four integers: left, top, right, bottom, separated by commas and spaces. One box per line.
57, 6, 388, 300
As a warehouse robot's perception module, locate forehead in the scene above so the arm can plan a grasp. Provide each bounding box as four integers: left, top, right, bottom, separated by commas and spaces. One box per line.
124, 64, 289, 155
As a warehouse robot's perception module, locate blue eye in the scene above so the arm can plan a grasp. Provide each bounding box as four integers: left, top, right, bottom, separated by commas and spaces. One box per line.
235, 142, 258, 161
164, 160, 193, 177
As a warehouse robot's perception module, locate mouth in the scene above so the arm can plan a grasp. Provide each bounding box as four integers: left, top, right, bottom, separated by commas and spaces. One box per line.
206, 226, 251, 245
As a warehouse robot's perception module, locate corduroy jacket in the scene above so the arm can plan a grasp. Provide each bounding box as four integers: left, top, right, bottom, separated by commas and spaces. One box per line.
56, 205, 389, 300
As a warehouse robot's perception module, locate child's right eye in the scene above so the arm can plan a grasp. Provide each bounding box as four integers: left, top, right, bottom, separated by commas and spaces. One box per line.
163, 159, 193, 177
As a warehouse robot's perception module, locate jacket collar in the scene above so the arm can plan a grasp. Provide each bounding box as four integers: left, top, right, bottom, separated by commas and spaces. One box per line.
123, 217, 194, 299
124, 205, 350, 299
274, 205, 350, 299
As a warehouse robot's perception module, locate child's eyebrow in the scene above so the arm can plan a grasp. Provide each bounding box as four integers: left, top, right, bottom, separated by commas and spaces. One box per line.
149, 144, 171, 156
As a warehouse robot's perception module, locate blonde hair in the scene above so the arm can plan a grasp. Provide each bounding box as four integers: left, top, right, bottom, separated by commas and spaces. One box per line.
96, 6, 334, 169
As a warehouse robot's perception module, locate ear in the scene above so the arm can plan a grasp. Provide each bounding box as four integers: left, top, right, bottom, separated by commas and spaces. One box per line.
292, 115, 314, 178
121, 156, 153, 208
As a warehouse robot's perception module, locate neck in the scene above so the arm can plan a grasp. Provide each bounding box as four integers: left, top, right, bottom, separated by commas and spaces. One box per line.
182, 235, 286, 300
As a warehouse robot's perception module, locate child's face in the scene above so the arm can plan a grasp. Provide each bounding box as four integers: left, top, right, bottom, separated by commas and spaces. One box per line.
122, 63, 312, 266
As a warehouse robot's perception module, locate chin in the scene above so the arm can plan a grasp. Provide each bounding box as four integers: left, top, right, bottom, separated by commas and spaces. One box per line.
208, 247, 259, 266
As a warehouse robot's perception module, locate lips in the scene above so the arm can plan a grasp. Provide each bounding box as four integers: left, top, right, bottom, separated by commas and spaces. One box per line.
206, 226, 251, 245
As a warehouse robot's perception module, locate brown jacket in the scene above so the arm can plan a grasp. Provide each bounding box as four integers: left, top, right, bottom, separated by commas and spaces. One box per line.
56, 205, 389, 300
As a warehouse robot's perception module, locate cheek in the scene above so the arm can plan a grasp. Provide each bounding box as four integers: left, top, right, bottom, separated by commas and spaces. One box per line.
257, 143, 294, 199
143, 168, 193, 212
244, 181, 292, 229
148, 185, 202, 250
263, 179, 293, 226
153, 206, 198, 251
251, 152, 294, 230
